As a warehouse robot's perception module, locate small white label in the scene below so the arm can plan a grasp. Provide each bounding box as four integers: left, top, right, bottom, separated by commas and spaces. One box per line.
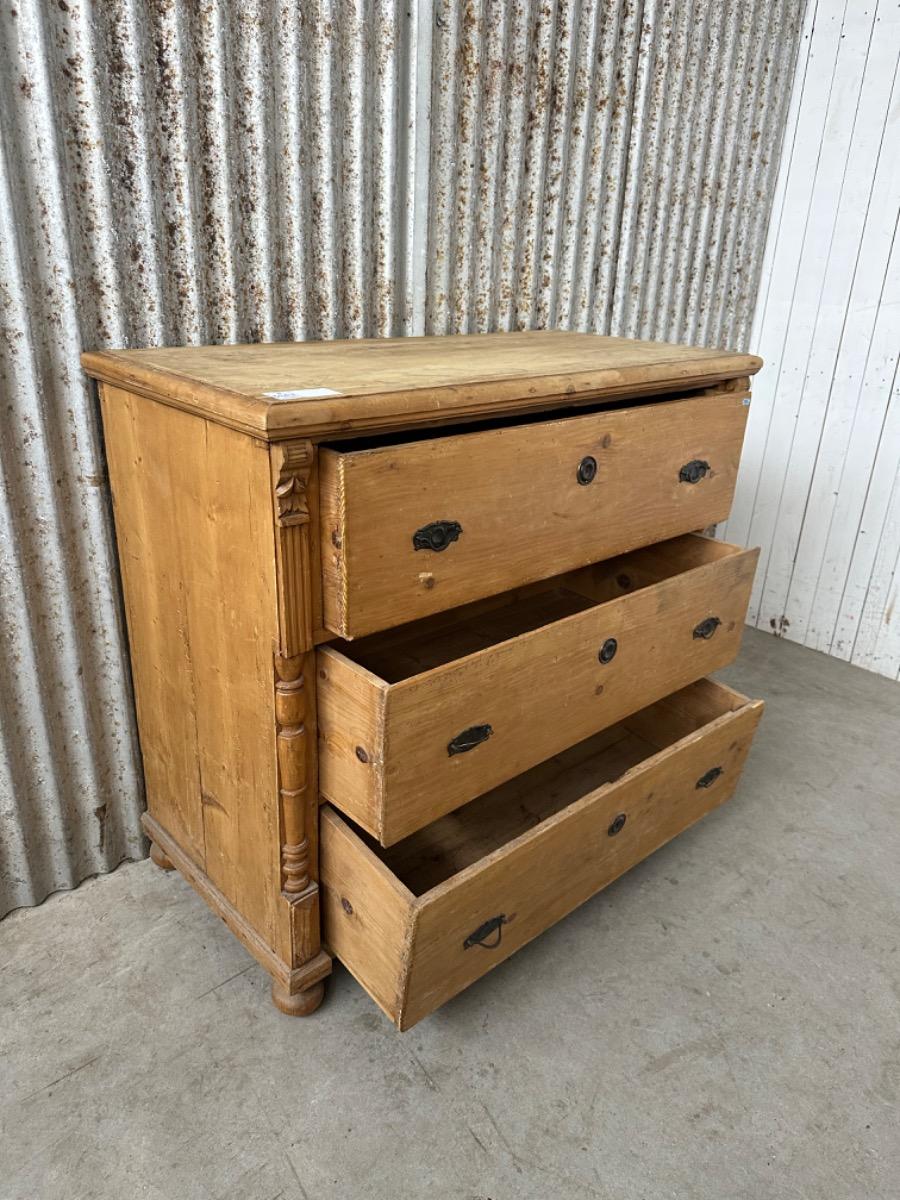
263, 387, 343, 400
742, 397, 751, 406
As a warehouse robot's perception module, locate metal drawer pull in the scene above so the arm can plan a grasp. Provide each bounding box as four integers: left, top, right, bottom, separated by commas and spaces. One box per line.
696, 766, 724, 789
693, 616, 721, 640
577, 455, 598, 485
447, 723, 493, 756
608, 813, 627, 836
679, 459, 710, 484
598, 637, 618, 664
412, 520, 462, 552
463, 914, 508, 950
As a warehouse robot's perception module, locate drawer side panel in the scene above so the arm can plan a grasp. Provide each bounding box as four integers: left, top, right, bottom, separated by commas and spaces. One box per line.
319, 448, 349, 636
317, 647, 388, 837
320, 806, 415, 1023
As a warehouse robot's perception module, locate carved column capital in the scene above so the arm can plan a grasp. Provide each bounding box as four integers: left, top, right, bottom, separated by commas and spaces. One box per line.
270, 439, 315, 656
273, 442, 313, 527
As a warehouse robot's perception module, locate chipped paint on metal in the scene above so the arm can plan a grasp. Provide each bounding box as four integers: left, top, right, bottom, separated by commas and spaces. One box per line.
0, 0, 805, 916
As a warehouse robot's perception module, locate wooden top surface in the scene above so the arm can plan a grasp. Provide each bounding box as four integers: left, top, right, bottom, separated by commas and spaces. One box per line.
82, 331, 761, 440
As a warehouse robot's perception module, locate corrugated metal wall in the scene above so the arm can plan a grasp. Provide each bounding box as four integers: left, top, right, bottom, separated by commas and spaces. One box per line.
0, 0, 805, 917
723, 0, 900, 679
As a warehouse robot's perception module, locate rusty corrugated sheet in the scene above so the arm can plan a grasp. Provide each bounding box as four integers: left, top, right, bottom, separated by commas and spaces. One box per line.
0, 0, 805, 917
424, 0, 804, 341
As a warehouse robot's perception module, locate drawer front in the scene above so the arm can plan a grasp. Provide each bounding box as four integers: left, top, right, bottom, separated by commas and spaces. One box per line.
320, 680, 764, 1030
318, 535, 758, 845
320, 391, 749, 638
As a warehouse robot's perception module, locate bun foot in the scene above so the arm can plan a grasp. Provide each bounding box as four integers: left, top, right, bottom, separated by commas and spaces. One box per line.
271, 977, 326, 1017
149, 841, 175, 871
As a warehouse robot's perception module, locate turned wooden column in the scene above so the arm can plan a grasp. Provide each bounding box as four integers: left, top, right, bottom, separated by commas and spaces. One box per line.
269, 439, 329, 1014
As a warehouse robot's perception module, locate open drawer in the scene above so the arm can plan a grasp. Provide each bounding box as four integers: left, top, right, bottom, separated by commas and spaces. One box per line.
317, 533, 758, 844
321, 677, 764, 1030
319, 389, 750, 638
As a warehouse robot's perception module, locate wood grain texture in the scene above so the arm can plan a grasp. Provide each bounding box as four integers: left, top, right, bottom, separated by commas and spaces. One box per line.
101, 386, 331, 996
270, 440, 318, 654
268, 438, 328, 973
319, 680, 764, 1030
101, 387, 206, 865
275, 653, 314, 897
271, 978, 326, 1016
316, 650, 388, 838
144, 813, 331, 996
102, 388, 283, 944
402, 697, 763, 1029
320, 392, 750, 638
318, 535, 758, 844
94, 333, 764, 1025
82, 332, 760, 439
319, 806, 415, 1019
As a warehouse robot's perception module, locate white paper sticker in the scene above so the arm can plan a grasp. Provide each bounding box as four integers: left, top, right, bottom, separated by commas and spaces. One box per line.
263, 387, 343, 400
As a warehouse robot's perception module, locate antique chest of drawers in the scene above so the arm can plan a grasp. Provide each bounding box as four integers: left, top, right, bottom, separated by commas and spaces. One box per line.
83, 331, 764, 1030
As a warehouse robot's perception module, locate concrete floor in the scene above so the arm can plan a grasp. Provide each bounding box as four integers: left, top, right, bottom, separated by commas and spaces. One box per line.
2, 628, 898, 1200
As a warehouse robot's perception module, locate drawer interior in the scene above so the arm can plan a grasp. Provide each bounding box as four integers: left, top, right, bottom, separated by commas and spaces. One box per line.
325, 533, 740, 683
319, 381, 732, 450
347, 676, 753, 896
321, 675, 762, 1027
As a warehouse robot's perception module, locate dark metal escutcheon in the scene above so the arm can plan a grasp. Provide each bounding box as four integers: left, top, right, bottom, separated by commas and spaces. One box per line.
679, 459, 710, 484
463, 914, 508, 950
696, 766, 724, 789
693, 616, 722, 640
577, 455, 598, 485
598, 637, 618, 664
608, 813, 627, 836
448, 723, 493, 756
412, 520, 463, 552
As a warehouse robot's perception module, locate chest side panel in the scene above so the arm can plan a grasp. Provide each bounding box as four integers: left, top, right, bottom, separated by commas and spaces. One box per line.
101, 387, 283, 949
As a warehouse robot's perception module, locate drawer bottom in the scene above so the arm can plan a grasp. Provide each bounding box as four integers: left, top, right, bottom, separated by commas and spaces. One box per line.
321, 677, 763, 1030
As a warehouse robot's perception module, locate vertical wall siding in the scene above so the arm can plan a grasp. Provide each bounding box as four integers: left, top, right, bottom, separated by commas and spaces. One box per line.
0, 0, 804, 917
423, 0, 804, 345
722, 0, 900, 678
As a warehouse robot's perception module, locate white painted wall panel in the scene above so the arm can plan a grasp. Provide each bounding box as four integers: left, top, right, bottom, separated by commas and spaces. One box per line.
723, 0, 900, 680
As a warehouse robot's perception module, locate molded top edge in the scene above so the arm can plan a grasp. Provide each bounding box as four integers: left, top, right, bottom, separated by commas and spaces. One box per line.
82, 331, 761, 439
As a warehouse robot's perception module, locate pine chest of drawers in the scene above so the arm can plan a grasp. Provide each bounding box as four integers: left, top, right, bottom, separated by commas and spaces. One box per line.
83, 331, 764, 1030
